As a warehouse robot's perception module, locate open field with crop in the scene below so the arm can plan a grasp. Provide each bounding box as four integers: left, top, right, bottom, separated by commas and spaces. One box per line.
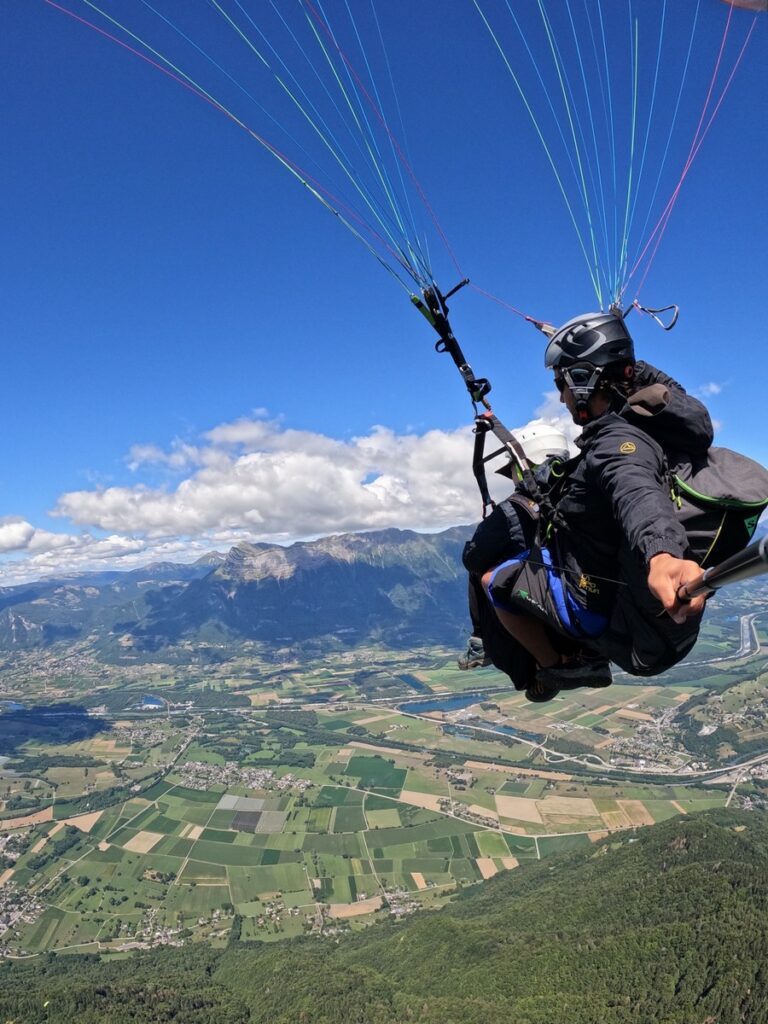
4, 617, 765, 953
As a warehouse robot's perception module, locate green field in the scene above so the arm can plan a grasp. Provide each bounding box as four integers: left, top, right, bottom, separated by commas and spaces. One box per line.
3, 635, 760, 954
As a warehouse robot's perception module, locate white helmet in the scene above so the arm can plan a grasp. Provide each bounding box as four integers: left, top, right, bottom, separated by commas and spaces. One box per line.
512, 422, 569, 466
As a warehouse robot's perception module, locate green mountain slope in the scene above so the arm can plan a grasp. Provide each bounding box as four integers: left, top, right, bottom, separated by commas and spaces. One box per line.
2, 809, 768, 1023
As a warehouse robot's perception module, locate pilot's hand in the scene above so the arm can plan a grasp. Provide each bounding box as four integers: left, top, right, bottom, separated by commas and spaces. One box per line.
647, 553, 706, 624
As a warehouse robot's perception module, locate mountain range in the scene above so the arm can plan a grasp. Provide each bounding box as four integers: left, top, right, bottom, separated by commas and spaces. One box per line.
0, 527, 472, 656
1, 520, 764, 660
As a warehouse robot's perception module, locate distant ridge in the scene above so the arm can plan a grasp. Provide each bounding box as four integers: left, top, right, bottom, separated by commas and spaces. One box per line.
0, 526, 473, 656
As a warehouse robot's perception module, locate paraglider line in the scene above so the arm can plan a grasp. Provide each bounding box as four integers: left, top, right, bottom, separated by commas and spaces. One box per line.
42, 0, 428, 293
302, 0, 465, 281
473, 0, 604, 305
628, 11, 757, 296
468, 283, 537, 323
623, 0, 697, 298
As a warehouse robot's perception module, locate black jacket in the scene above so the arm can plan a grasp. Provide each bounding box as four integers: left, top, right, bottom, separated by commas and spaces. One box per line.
553, 362, 713, 617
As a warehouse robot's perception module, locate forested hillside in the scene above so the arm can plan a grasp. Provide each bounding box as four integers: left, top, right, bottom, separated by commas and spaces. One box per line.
2, 808, 767, 1023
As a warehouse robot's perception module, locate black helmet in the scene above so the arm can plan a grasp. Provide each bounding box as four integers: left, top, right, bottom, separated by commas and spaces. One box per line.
544, 311, 635, 422
544, 310, 634, 371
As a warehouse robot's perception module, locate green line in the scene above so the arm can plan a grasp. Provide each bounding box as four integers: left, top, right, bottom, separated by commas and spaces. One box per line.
300, 4, 413, 264
536, 0, 603, 307
473, 0, 603, 305
76, 0, 418, 291
208, 0, 413, 273
616, 14, 640, 302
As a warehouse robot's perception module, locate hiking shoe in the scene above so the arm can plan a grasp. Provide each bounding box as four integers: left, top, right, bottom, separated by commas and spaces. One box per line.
524, 677, 561, 703
535, 655, 613, 692
457, 636, 492, 670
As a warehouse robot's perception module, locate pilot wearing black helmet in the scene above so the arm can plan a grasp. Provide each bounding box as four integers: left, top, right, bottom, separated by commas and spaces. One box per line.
464, 309, 713, 702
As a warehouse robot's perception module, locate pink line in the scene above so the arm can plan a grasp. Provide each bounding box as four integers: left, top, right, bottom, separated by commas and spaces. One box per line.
630, 8, 757, 296
302, 0, 465, 279
469, 282, 537, 323
43, 0, 417, 282
630, 14, 756, 298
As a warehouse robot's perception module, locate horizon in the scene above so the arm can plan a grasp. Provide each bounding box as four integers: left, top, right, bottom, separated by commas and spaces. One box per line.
3, 1, 766, 583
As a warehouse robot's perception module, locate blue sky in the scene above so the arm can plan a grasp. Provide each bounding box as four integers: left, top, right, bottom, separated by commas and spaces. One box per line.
1, 1, 766, 582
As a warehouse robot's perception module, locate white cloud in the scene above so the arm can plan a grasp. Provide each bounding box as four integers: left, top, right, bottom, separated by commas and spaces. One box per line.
0, 518, 36, 553
127, 442, 201, 472
533, 392, 582, 449
698, 382, 724, 397
54, 423, 484, 538
1, 409, 572, 585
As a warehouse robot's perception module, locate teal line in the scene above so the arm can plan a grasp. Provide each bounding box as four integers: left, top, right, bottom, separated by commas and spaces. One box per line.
595, 0, 619, 294
261, 0, 426, 282
536, 0, 603, 306
336, 0, 413, 248
500, 2, 586, 220
208, 0, 419, 281
328, 0, 432, 284
621, 0, 701, 299
367, 0, 432, 282
565, 0, 612, 297
473, 0, 603, 304
622, 0, 667, 287
76, 0, 422, 290
616, 11, 640, 303
314, 0, 409, 245
298, 2, 419, 277
136, 0, 353, 227
236, 0, 391, 227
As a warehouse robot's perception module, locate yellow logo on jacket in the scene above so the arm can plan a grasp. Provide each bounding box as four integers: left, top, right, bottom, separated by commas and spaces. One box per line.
578, 574, 600, 594
619, 441, 637, 454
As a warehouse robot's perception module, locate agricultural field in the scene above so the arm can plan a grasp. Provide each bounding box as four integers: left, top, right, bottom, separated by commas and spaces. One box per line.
1, 687, 736, 956
3, 611, 766, 955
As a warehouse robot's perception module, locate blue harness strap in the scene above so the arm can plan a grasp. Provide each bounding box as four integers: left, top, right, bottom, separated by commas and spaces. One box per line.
488, 548, 608, 639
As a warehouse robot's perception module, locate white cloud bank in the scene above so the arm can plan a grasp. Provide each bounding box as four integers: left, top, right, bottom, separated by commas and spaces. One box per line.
0, 400, 573, 586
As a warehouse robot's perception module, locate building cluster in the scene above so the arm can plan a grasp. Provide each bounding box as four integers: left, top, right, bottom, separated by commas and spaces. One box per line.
383, 886, 420, 917
0, 881, 44, 950
112, 725, 167, 748
0, 832, 28, 865
447, 769, 475, 787
452, 803, 499, 829
178, 760, 311, 793
255, 898, 301, 931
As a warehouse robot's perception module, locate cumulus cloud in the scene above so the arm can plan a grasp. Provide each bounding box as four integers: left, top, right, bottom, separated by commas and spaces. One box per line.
0, 518, 36, 553
698, 382, 724, 398
1, 408, 573, 585
54, 422, 484, 538
127, 442, 201, 472
533, 393, 582, 449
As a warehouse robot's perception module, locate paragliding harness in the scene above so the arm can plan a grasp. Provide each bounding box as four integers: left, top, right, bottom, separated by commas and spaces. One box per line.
668, 449, 768, 567
415, 284, 768, 653
412, 282, 600, 644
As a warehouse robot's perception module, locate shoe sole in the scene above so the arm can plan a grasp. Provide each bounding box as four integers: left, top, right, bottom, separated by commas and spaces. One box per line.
524, 684, 561, 703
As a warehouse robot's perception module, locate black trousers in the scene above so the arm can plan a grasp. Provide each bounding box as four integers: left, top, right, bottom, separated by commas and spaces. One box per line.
463, 495, 702, 682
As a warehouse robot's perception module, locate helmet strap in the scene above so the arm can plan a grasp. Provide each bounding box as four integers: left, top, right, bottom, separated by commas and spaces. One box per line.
562, 365, 603, 421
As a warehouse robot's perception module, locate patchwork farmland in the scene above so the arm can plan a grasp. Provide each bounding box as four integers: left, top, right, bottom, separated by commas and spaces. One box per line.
2, 617, 766, 955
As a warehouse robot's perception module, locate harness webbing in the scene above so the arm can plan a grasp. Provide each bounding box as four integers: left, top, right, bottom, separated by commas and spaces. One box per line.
413, 283, 551, 521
